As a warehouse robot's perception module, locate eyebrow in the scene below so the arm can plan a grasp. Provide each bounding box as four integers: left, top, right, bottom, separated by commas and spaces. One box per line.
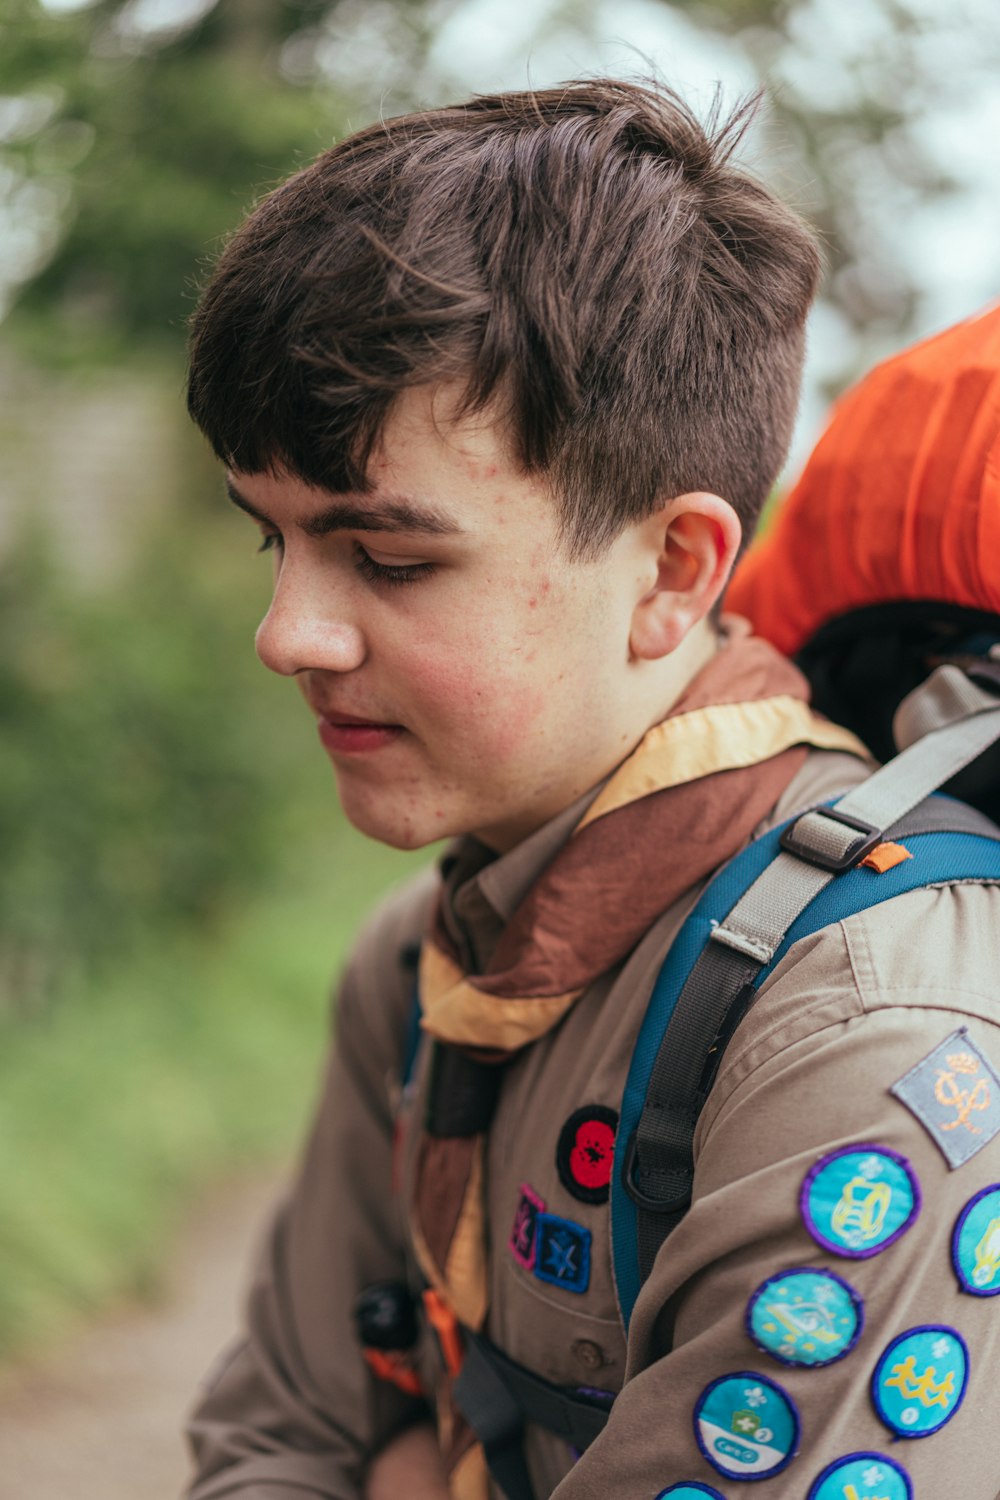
225, 477, 464, 538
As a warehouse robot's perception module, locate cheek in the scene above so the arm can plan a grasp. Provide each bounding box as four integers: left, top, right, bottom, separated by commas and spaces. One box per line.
399, 630, 552, 760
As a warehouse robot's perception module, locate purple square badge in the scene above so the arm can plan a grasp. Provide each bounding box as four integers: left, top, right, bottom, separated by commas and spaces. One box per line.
509, 1183, 546, 1270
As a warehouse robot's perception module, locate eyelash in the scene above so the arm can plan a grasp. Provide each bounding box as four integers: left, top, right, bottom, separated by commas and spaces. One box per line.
255, 532, 432, 588
353, 545, 434, 588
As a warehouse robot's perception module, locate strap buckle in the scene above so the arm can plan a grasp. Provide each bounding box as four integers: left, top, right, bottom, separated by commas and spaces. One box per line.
779, 805, 883, 873
622, 1129, 694, 1215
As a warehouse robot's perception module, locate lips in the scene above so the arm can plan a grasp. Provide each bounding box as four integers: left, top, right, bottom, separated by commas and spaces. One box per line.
315, 709, 404, 755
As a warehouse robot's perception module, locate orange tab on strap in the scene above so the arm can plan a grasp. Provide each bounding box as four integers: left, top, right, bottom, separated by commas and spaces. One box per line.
860, 841, 913, 874
363, 1348, 424, 1397
423, 1287, 465, 1378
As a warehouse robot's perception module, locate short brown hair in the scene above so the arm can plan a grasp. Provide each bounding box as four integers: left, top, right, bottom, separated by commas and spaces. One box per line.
187, 78, 820, 556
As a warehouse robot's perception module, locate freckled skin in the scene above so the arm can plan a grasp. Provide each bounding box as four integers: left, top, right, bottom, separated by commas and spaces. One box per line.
241, 384, 728, 852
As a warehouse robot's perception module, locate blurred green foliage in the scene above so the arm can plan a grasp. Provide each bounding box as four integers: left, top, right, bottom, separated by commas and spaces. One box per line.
0, 520, 289, 1013
0, 0, 442, 362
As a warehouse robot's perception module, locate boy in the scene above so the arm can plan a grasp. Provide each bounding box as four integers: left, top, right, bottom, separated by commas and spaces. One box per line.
183, 80, 1000, 1499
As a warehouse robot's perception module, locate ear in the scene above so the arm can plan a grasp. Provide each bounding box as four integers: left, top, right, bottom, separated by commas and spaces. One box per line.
629, 493, 742, 661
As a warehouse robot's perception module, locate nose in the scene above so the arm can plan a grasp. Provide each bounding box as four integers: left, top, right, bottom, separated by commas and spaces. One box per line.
254, 569, 366, 677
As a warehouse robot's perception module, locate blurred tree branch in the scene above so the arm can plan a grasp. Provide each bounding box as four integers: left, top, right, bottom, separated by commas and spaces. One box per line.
657, 0, 1000, 384
0, 0, 447, 362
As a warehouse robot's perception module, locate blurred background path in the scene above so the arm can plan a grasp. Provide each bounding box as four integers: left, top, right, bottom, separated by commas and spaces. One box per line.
0, 1171, 281, 1500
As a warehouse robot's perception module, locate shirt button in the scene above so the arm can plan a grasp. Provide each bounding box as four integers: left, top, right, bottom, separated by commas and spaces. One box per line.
572, 1339, 606, 1370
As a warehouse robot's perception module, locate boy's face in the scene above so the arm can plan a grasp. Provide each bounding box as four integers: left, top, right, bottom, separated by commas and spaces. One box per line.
229, 386, 663, 851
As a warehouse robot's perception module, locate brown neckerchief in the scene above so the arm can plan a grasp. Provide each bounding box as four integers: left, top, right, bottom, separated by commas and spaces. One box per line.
408, 632, 868, 1495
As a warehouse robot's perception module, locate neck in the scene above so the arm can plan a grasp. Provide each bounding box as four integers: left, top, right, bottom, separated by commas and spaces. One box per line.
635, 615, 723, 729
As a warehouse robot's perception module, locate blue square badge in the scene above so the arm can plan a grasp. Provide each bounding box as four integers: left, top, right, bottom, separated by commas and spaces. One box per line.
891, 1027, 1000, 1169
533, 1212, 591, 1294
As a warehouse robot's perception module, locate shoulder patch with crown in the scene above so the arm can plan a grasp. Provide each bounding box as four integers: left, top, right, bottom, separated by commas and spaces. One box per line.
891, 1029, 1000, 1169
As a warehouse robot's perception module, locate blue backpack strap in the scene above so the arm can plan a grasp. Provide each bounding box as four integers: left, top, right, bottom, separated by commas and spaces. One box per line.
612, 799, 1000, 1331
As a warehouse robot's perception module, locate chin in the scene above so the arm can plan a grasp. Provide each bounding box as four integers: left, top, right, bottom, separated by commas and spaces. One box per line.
336, 786, 453, 852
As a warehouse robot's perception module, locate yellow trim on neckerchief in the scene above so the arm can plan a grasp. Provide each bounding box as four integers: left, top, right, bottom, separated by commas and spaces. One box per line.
448, 1444, 489, 1500
419, 944, 577, 1049
577, 696, 868, 832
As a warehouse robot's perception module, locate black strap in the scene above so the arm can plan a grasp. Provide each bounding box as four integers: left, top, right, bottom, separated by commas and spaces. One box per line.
630, 947, 757, 1281
627, 796, 1000, 1286
453, 1336, 537, 1500
452, 1333, 613, 1500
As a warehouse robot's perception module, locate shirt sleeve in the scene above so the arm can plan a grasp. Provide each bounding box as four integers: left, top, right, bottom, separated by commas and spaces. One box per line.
183, 870, 438, 1500
551, 882, 1000, 1499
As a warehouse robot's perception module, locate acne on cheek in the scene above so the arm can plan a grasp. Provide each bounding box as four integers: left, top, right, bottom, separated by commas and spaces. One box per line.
526, 579, 552, 610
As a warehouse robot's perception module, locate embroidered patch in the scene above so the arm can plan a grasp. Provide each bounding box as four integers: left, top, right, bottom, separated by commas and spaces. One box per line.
693, 1372, 799, 1481
890, 1028, 1000, 1169
952, 1183, 1000, 1294
807, 1452, 912, 1500
556, 1105, 618, 1204
655, 1486, 726, 1499
871, 1325, 969, 1438
800, 1144, 920, 1258
746, 1267, 863, 1367
533, 1212, 591, 1294
509, 1183, 546, 1270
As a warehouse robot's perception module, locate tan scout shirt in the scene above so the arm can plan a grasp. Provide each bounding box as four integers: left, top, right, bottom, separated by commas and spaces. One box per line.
186, 748, 1000, 1499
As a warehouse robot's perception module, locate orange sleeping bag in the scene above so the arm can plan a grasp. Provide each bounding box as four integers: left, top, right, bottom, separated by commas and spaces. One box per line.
728, 303, 1000, 800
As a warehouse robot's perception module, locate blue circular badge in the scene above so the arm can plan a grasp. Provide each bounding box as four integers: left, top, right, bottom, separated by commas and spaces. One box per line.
800, 1145, 920, 1258
655, 1487, 725, 1499
693, 1372, 799, 1481
746, 1267, 863, 1367
952, 1183, 1000, 1295
808, 1452, 912, 1500
871, 1325, 969, 1438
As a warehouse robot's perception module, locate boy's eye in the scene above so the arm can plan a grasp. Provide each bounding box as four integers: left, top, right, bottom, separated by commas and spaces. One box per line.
257, 529, 282, 554
353, 543, 434, 588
